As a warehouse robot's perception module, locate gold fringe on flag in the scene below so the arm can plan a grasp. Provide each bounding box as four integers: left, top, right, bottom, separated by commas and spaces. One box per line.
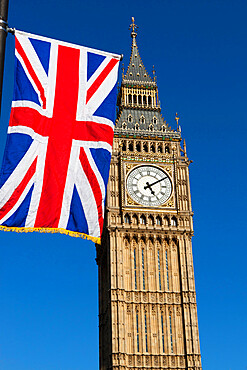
0, 225, 101, 244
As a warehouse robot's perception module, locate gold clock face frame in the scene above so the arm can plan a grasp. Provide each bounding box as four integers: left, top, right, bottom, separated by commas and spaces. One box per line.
126, 165, 172, 207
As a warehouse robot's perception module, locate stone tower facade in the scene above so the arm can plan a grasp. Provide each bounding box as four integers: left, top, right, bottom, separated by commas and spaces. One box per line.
96, 19, 202, 370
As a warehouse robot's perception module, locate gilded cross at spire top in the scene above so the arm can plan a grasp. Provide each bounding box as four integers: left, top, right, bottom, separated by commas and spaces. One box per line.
129, 17, 138, 38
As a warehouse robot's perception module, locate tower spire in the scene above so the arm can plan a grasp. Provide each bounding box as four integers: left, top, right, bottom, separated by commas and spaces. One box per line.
124, 17, 153, 83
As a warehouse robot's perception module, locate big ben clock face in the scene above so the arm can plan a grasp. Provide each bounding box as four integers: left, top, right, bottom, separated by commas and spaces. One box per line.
126, 165, 172, 207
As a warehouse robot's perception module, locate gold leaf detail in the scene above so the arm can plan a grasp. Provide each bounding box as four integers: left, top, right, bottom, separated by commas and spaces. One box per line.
165, 196, 174, 208
127, 194, 138, 205
164, 166, 172, 174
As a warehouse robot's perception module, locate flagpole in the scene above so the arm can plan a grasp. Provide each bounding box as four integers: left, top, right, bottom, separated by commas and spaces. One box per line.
0, 0, 9, 117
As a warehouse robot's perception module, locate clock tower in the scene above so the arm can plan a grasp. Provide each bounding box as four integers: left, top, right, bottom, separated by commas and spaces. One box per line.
96, 19, 202, 370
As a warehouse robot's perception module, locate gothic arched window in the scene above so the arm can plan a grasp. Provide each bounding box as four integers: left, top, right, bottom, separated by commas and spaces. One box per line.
136, 142, 141, 152
128, 114, 132, 123
140, 115, 145, 124
169, 313, 174, 353
148, 215, 154, 226
128, 142, 134, 151
136, 312, 140, 351
138, 95, 142, 105
158, 249, 162, 290
148, 95, 152, 106
165, 249, 170, 291
164, 216, 169, 226
142, 249, 146, 290
124, 214, 130, 224
132, 214, 138, 225
171, 217, 177, 227
161, 314, 165, 352
140, 215, 146, 225
134, 249, 137, 290
156, 216, 162, 226
153, 116, 157, 124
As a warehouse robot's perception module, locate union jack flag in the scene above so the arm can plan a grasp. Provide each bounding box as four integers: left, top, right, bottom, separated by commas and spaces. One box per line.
0, 30, 120, 243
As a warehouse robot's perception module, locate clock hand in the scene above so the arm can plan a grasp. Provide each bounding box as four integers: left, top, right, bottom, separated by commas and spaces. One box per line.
145, 182, 155, 195
144, 176, 167, 190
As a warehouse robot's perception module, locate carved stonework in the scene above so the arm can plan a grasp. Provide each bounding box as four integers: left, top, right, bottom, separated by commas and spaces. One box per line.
154, 356, 159, 366
128, 356, 132, 365
171, 356, 176, 366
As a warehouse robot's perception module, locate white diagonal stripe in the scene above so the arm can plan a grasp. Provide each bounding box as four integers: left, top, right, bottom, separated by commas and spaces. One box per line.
15, 50, 45, 108
91, 115, 114, 130
16, 32, 48, 89
75, 160, 100, 238
25, 141, 48, 227
0, 175, 35, 225
84, 147, 105, 221
0, 140, 39, 208
85, 61, 119, 116
86, 56, 111, 90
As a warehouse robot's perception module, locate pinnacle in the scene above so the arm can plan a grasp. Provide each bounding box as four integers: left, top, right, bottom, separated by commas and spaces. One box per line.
124, 18, 154, 85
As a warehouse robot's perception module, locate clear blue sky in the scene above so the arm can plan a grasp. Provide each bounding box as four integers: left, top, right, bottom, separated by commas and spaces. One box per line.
0, 0, 246, 369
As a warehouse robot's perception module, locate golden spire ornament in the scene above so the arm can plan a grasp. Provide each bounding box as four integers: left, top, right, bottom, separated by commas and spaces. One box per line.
175, 112, 180, 129
129, 16, 138, 42
129, 17, 138, 33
